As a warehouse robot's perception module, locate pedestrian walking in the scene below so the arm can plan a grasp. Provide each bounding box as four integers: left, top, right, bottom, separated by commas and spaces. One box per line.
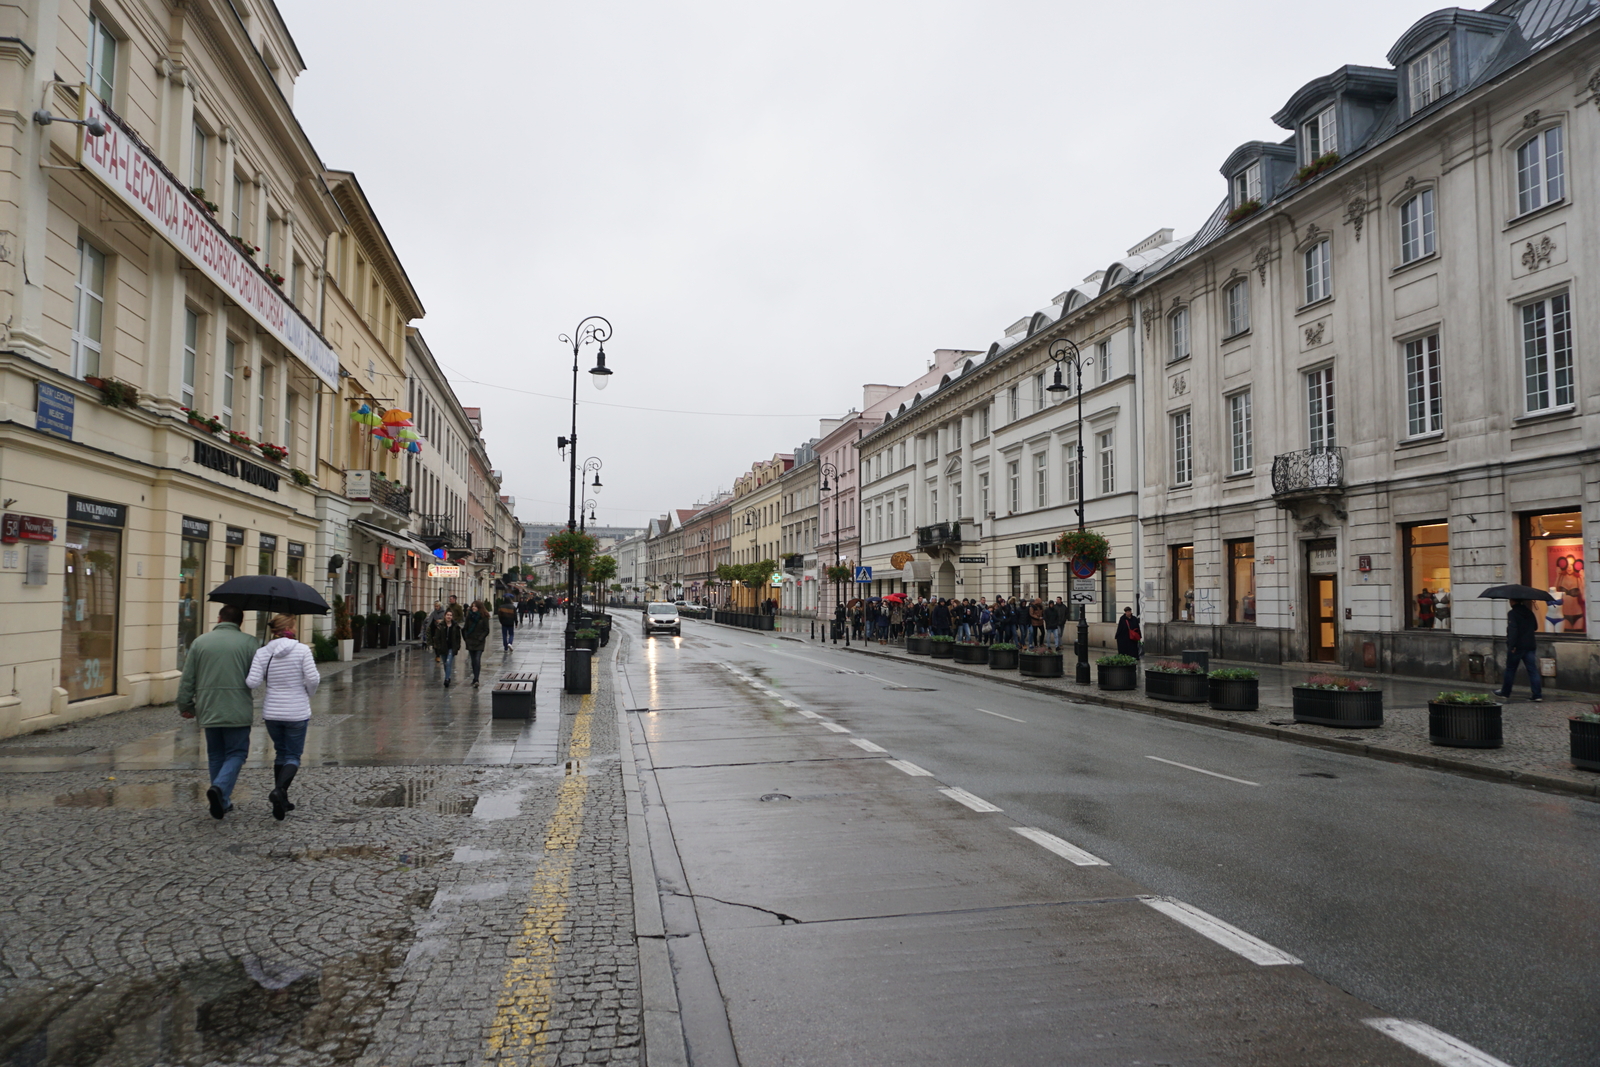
433, 607, 463, 686
496, 597, 517, 650
1115, 606, 1142, 658
176, 604, 258, 820
1496, 598, 1542, 701
536, 596, 549, 625
246, 614, 321, 820
464, 600, 491, 686
426, 601, 446, 658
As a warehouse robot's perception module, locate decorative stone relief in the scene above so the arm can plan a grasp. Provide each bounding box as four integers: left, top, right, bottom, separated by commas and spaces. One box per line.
1169, 373, 1189, 398
1254, 246, 1270, 284
1521, 235, 1555, 271
1304, 223, 1322, 243
1304, 321, 1326, 347
1142, 300, 1160, 336
1523, 109, 1542, 128
1587, 69, 1600, 110
1344, 196, 1368, 241
1403, 175, 1418, 193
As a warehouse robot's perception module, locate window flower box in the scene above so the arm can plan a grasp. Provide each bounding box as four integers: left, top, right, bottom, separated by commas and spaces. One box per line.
1018, 649, 1063, 678
256, 442, 289, 463
1294, 151, 1341, 184
1292, 675, 1383, 727
84, 376, 139, 409
905, 634, 932, 656
1226, 199, 1262, 225
1569, 710, 1600, 771
1427, 692, 1503, 748
181, 407, 224, 434
987, 643, 1018, 670
1145, 661, 1208, 703
929, 635, 955, 659
289, 467, 312, 487
225, 430, 254, 449
1208, 667, 1259, 711
952, 642, 988, 665
1097, 654, 1138, 691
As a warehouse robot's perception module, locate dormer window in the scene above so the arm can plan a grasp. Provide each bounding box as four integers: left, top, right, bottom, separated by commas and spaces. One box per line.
1302, 105, 1337, 163
1409, 39, 1450, 111
1231, 163, 1261, 208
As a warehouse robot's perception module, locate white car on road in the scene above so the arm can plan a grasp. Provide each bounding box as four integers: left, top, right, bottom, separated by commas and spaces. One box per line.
643, 601, 681, 637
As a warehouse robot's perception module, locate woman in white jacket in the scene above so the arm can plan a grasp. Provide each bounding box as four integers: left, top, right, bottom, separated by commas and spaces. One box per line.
247, 613, 321, 820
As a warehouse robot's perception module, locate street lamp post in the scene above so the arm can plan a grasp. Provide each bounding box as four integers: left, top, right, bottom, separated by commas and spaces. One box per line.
819, 461, 847, 646
741, 506, 759, 616
1046, 337, 1094, 684
556, 316, 613, 658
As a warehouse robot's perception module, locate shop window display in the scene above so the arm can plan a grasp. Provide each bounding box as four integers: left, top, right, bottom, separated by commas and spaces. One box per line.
1522, 511, 1585, 633
177, 522, 209, 669
1404, 523, 1450, 630
1228, 540, 1256, 624
1172, 544, 1195, 622
62, 523, 120, 701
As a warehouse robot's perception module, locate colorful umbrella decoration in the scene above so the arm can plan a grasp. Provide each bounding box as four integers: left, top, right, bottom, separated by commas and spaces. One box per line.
350, 404, 424, 454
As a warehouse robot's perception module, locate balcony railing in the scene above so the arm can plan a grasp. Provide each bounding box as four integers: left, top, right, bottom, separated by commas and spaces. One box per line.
420, 514, 466, 549
343, 469, 410, 516
1271, 447, 1345, 496
783, 554, 805, 571
916, 522, 977, 549
473, 547, 497, 566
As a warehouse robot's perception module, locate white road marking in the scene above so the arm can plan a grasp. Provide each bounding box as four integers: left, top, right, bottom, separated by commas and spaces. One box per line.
819, 722, 850, 733
975, 707, 1025, 723
849, 738, 887, 753
794, 709, 821, 720
1145, 755, 1261, 787
1141, 897, 1301, 966
885, 759, 933, 777
1363, 1019, 1516, 1067
1011, 827, 1108, 866
739, 644, 899, 685
940, 787, 1002, 812
777, 699, 801, 709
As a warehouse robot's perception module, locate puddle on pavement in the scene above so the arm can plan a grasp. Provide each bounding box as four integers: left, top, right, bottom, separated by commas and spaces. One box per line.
0, 938, 405, 1066
450, 846, 502, 863
357, 772, 477, 816
0, 780, 209, 811
470, 784, 528, 821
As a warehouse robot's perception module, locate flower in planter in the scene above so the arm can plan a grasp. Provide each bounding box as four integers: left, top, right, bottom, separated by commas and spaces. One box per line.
1294, 151, 1341, 184
1225, 199, 1262, 225
289, 467, 312, 487
1097, 654, 1137, 666
226, 430, 254, 448
1573, 704, 1600, 724
1297, 673, 1373, 691
930, 635, 954, 643
256, 442, 289, 462
988, 642, 1017, 651
1210, 667, 1259, 681
1147, 659, 1206, 674
1434, 690, 1499, 705
1053, 529, 1112, 565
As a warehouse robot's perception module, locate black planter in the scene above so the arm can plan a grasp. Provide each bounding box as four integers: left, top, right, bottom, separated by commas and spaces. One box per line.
988, 648, 1018, 670
564, 648, 592, 694
1018, 651, 1064, 678
952, 643, 988, 665
572, 635, 599, 652
1570, 718, 1600, 771
1098, 663, 1137, 691
1208, 677, 1259, 711
929, 640, 955, 659
906, 636, 932, 656
1292, 687, 1383, 728
1427, 702, 1503, 748
1145, 670, 1209, 703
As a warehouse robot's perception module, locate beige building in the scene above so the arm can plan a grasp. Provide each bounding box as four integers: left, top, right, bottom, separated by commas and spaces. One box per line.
729, 454, 791, 610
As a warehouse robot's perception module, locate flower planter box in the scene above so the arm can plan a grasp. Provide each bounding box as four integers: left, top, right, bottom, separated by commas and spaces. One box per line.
1145, 671, 1209, 703
1018, 651, 1063, 678
987, 648, 1019, 670
906, 635, 932, 656
1208, 678, 1259, 711
1292, 688, 1383, 728
1570, 719, 1600, 771
1427, 702, 1503, 748
338, 638, 354, 662
572, 635, 599, 652
952, 643, 988, 665
929, 640, 955, 659
1098, 663, 1137, 691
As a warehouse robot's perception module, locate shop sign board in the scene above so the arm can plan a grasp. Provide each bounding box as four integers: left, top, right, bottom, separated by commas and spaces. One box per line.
35, 382, 75, 439
67, 495, 125, 527
428, 563, 463, 578
286, 542, 306, 559
225, 526, 246, 546
78, 97, 339, 389
181, 517, 211, 540
958, 556, 987, 564
2, 514, 57, 543
259, 534, 278, 553
193, 440, 280, 492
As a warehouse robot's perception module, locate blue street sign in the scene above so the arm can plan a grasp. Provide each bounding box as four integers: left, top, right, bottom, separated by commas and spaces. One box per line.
36, 382, 74, 440
854, 566, 872, 583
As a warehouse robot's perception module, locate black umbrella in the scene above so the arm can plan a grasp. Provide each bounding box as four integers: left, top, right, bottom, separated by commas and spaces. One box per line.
208, 575, 330, 615
1478, 584, 1557, 603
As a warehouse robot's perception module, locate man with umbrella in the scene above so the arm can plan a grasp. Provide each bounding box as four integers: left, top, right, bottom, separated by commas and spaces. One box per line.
1481, 584, 1551, 702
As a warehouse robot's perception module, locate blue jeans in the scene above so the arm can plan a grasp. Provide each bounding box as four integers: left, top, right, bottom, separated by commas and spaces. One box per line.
1501, 649, 1542, 698
265, 719, 308, 768
442, 650, 457, 682
501, 622, 514, 648
204, 726, 252, 803
1046, 627, 1061, 649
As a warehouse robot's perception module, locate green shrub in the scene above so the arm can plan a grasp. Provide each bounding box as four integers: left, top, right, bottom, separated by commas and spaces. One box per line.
1097, 654, 1137, 667
311, 633, 338, 662
1435, 690, 1498, 705
989, 642, 1017, 651
1575, 704, 1600, 724
575, 628, 599, 639
1210, 667, 1259, 681
930, 635, 955, 643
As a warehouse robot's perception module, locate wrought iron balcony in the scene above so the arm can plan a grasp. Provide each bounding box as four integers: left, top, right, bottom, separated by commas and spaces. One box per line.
916, 522, 977, 549
419, 513, 466, 549
473, 547, 498, 566
343, 469, 411, 520
782, 554, 805, 572
1271, 447, 1345, 496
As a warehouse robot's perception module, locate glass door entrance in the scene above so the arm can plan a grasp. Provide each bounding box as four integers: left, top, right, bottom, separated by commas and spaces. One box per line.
1306, 539, 1338, 663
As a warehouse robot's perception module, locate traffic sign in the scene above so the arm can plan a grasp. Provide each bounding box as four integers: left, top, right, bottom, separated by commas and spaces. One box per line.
1069, 590, 1097, 604
854, 566, 872, 582
1069, 558, 1098, 579
1071, 578, 1096, 592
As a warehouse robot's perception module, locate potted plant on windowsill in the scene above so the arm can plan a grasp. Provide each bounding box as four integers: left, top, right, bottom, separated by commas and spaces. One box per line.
235, 237, 260, 258
1226, 199, 1262, 225
952, 639, 988, 665
1145, 660, 1209, 702
181, 407, 224, 434
225, 429, 254, 449
1018, 645, 1064, 678
289, 467, 312, 487
84, 376, 139, 408
1427, 691, 1503, 748
1572, 706, 1600, 771
1097, 653, 1138, 690
1294, 151, 1341, 184
256, 442, 288, 463
906, 632, 933, 655
987, 642, 1019, 670
1292, 674, 1383, 727
929, 635, 955, 659
1209, 667, 1260, 711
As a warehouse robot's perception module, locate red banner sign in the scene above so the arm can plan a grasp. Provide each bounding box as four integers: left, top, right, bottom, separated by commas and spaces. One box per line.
1, 514, 57, 543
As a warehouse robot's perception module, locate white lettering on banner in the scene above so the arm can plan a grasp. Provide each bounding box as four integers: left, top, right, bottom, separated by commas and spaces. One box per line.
78, 98, 339, 389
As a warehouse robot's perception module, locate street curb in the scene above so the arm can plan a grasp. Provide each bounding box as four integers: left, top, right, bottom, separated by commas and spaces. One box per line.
612, 634, 690, 1067
834, 643, 1600, 803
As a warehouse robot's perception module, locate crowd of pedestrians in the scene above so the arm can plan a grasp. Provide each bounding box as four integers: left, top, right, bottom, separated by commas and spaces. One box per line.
840, 595, 1117, 651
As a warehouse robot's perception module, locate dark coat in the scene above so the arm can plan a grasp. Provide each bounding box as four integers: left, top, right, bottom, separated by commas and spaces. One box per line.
1506, 604, 1538, 654
432, 620, 462, 655
462, 610, 490, 652
931, 603, 951, 629
1044, 602, 1065, 629
1115, 613, 1142, 657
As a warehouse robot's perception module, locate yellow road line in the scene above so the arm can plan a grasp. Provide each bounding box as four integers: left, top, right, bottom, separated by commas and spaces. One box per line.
484, 694, 594, 1063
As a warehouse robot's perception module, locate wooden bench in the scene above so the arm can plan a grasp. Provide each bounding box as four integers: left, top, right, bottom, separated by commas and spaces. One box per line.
491, 675, 537, 719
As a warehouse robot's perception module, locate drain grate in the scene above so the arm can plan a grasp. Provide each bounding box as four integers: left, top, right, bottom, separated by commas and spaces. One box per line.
759, 793, 791, 802
1299, 772, 1339, 779
883, 686, 936, 692
1336, 735, 1364, 741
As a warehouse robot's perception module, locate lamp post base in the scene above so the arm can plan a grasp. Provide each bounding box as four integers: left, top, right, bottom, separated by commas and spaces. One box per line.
1074, 618, 1091, 684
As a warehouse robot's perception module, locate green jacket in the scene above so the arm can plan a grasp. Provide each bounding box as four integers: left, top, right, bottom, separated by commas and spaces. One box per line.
176, 622, 259, 727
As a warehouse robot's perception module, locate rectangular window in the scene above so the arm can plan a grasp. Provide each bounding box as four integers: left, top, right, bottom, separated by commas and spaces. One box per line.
1307, 367, 1336, 451
1303, 104, 1337, 162
1521, 510, 1584, 634
1009, 566, 1022, 599
190, 122, 207, 192
1404, 334, 1443, 437
181, 309, 199, 409
1231, 163, 1262, 208
71, 239, 106, 379
1100, 559, 1118, 624
929, 488, 937, 523
1409, 38, 1451, 110
1034, 373, 1045, 411
899, 494, 908, 535
1404, 522, 1451, 630
1097, 339, 1110, 383
86, 12, 117, 102
1225, 280, 1249, 336
221, 339, 237, 429
1033, 453, 1047, 509
1304, 239, 1331, 303
1227, 540, 1256, 624
257, 360, 272, 438
1521, 293, 1574, 413
1229, 391, 1253, 473
1098, 431, 1115, 495
1064, 449, 1079, 503
1171, 411, 1192, 485
952, 482, 962, 520
1007, 460, 1019, 513
1170, 307, 1189, 362
1516, 126, 1564, 215
61, 520, 121, 701
231, 175, 245, 238
1036, 564, 1049, 602
979, 405, 990, 438
1008, 385, 1019, 422
1172, 544, 1195, 623
178, 524, 208, 668
1399, 189, 1436, 263
978, 472, 989, 517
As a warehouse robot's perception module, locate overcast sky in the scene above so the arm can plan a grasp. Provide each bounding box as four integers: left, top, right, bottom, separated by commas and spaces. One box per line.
277, 0, 1449, 527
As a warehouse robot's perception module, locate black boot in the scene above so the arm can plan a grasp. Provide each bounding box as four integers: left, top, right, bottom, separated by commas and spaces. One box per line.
269, 763, 298, 821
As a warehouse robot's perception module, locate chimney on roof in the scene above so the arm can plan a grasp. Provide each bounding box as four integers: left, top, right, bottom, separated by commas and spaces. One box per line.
1126, 228, 1175, 257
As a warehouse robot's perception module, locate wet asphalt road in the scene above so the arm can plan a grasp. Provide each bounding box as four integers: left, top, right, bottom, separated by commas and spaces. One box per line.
624, 621, 1600, 1067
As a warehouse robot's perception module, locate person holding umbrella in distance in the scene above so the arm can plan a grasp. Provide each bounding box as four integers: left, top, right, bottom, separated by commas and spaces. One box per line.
1480, 583, 1555, 702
